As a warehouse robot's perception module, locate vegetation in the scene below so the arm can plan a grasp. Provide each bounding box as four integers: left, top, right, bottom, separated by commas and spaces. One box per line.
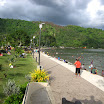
3, 83, 28, 104
0, 49, 37, 103
0, 18, 104, 48
3, 80, 20, 96
30, 69, 49, 82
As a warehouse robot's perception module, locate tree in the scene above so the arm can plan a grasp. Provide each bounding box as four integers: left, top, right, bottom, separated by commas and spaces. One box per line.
9, 30, 30, 47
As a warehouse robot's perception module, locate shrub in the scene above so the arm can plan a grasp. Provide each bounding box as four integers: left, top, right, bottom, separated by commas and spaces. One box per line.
3, 80, 20, 96
4, 83, 28, 104
4, 94, 23, 104
30, 69, 50, 82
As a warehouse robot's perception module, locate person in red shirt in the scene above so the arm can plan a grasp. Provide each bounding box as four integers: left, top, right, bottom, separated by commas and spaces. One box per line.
74, 59, 81, 77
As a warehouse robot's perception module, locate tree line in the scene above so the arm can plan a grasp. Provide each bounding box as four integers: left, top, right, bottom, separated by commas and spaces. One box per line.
0, 18, 104, 48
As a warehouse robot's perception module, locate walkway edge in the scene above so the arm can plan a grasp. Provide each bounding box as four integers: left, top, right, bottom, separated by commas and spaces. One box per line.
46, 85, 56, 104
22, 82, 56, 104
41, 52, 104, 92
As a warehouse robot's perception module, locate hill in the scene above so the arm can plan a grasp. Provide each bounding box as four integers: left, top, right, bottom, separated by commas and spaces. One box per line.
0, 18, 104, 48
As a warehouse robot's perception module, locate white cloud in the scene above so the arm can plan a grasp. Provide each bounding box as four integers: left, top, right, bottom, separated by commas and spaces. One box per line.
86, 0, 104, 27
0, 0, 6, 6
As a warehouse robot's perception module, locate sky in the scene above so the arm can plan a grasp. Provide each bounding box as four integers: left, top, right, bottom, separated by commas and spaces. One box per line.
0, 0, 104, 30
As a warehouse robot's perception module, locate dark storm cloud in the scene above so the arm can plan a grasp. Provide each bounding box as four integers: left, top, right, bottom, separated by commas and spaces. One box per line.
28, 0, 90, 26
0, 0, 104, 29
29, 0, 60, 8
29, 0, 90, 9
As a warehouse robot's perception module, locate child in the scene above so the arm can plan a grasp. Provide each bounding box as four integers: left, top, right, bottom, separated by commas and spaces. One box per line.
81, 64, 85, 70
92, 67, 98, 74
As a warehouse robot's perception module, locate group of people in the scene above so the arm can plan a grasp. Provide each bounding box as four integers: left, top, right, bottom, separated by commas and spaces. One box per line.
74, 59, 104, 77
46, 51, 104, 77
0, 52, 3, 56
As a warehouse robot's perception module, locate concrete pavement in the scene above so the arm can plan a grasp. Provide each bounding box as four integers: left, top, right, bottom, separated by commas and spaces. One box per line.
23, 52, 104, 104
22, 82, 55, 104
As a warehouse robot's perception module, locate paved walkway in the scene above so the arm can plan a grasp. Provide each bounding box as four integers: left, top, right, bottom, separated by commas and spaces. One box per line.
22, 82, 55, 104
34, 52, 104, 104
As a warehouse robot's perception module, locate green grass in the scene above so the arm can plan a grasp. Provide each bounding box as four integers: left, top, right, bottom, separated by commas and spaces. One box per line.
0, 51, 37, 103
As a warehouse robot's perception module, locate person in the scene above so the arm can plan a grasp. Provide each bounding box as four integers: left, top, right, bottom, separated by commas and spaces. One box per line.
89, 60, 94, 69
58, 56, 60, 60
91, 60, 93, 64
89, 64, 93, 69
91, 67, 98, 74
102, 70, 104, 77
94, 67, 98, 74
90, 64, 93, 68
91, 67, 93, 73
81, 64, 85, 70
74, 59, 81, 77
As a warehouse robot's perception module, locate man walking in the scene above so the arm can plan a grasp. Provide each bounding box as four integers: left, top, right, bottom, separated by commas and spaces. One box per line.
74, 59, 81, 77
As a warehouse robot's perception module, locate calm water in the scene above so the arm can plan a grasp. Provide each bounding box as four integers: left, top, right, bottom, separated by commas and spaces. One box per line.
43, 48, 104, 76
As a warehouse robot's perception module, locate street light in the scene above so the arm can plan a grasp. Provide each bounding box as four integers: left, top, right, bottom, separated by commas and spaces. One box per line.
39, 23, 45, 66
33, 36, 35, 58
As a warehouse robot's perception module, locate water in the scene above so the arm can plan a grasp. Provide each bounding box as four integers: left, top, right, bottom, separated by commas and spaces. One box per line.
42, 48, 104, 76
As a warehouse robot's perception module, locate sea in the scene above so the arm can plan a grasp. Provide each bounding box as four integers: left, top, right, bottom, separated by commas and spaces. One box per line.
42, 48, 104, 76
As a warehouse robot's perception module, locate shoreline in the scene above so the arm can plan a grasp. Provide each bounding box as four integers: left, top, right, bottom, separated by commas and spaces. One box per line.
41, 52, 104, 92
41, 48, 104, 76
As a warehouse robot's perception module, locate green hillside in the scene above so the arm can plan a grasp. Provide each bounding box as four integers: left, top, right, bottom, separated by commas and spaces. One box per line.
0, 18, 104, 48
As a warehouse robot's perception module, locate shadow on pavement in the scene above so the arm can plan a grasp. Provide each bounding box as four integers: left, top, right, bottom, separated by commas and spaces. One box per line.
62, 96, 103, 104
62, 97, 81, 104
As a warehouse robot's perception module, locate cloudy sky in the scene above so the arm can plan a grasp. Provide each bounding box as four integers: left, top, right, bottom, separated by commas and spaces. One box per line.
0, 0, 104, 29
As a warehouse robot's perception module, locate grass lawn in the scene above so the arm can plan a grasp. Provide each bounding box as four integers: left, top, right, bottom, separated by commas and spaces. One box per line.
0, 51, 37, 103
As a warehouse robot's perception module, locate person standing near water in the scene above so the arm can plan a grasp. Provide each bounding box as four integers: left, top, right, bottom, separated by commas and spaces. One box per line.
74, 59, 81, 77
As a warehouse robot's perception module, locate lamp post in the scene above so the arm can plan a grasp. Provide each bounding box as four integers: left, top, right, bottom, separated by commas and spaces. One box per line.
33, 36, 35, 58
39, 23, 45, 66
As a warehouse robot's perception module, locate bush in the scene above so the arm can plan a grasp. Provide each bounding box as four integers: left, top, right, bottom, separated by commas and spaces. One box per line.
4, 94, 23, 104
4, 83, 28, 104
3, 80, 20, 96
30, 69, 50, 82
15, 47, 24, 54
